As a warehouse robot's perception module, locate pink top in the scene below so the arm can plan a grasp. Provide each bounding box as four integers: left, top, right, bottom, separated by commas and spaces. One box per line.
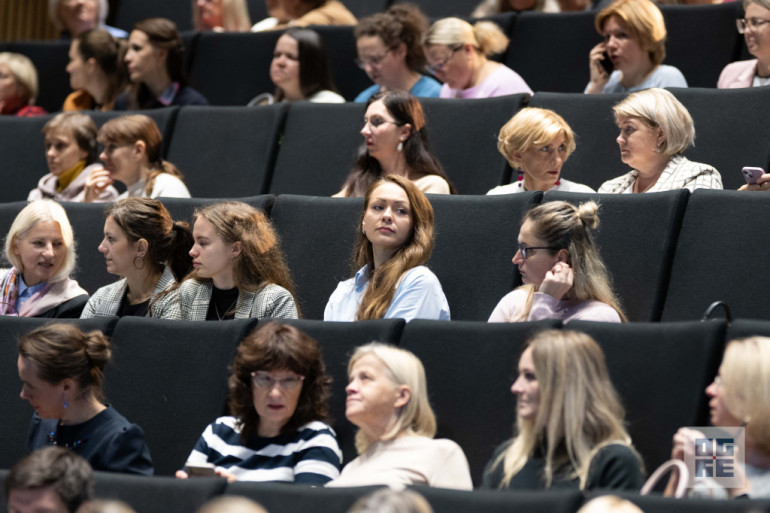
440, 64, 533, 99
488, 289, 621, 323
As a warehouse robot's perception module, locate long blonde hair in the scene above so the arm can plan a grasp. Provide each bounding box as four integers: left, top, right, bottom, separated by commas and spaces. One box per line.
348, 343, 436, 454
493, 330, 636, 489
353, 175, 435, 320
514, 201, 626, 322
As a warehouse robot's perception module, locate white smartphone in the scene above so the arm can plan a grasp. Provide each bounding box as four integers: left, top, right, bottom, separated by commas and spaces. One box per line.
184, 463, 217, 477
742, 166, 765, 185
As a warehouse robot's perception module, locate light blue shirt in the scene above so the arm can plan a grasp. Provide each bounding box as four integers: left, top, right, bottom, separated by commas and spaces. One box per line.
324, 264, 450, 322
15, 276, 46, 314
587, 64, 688, 94
354, 75, 442, 103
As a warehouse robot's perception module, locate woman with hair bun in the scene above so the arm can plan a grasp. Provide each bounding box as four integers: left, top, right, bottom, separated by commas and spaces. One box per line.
423, 18, 532, 99
117, 18, 208, 110
327, 343, 472, 489
18, 323, 153, 475
482, 330, 643, 490
154, 201, 299, 321
84, 115, 191, 201
489, 200, 625, 323
81, 197, 194, 318
354, 5, 440, 103
64, 29, 128, 112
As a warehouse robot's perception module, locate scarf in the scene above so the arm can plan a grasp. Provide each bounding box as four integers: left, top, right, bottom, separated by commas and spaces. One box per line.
56, 160, 87, 193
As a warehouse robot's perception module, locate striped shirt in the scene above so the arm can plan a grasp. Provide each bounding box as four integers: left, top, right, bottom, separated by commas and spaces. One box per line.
184, 416, 341, 485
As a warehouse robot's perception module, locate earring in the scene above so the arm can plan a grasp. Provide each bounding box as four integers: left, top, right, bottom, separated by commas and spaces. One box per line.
397, 140, 404, 152
63, 399, 68, 409
133, 256, 145, 270
362, 222, 366, 235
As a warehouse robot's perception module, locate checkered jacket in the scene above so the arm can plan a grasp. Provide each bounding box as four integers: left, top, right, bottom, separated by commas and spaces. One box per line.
80, 266, 177, 318
598, 155, 723, 194
152, 279, 298, 321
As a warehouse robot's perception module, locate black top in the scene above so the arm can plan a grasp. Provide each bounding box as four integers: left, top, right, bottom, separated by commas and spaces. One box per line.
481, 441, 643, 491
27, 406, 154, 475
206, 286, 239, 321
118, 290, 150, 317
36, 294, 88, 318
114, 86, 209, 110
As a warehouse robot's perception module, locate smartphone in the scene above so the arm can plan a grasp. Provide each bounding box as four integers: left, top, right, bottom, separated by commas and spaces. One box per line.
184, 463, 217, 477
600, 51, 614, 75
741, 166, 765, 185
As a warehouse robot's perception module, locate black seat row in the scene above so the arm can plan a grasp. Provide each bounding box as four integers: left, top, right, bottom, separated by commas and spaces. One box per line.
0, 189, 766, 323
1, 316, 768, 490
2, 2, 747, 111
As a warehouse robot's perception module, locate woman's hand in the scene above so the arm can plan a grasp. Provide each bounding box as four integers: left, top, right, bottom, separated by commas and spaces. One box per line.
586, 43, 611, 94
538, 262, 573, 301
83, 169, 114, 202
738, 173, 770, 191
215, 468, 238, 482
664, 427, 705, 496
175, 470, 189, 479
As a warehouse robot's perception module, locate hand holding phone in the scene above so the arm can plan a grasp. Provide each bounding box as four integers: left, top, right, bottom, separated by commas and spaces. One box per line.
742, 166, 765, 185
184, 463, 217, 477
600, 51, 614, 75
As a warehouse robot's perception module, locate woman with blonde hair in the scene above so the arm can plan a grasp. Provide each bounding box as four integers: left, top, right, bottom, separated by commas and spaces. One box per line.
1, 200, 88, 318
423, 18, 532, 99
482, 330, 643, 490
327, 343, 472, 489
48, 0, 127, 38
193, 0, 252, 32
489, 200, 625, 323
586, 0, 686, 94
719, 0, 770, 89
598, 88, 722, 193
667, 336, 770, 498
154, 201, 299, 321
325, 175, 450, 322
487, 108, 593, 194
84, 114, 190, 201
0, 53, 46, 117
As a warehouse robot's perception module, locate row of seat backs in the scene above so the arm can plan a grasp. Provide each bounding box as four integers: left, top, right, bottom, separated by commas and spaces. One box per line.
4, 315, 766, 486
3, 85, 770, 203
1, 2, 747, 112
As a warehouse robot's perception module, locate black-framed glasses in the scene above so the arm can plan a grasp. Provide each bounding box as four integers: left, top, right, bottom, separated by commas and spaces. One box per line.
251, 371, 305, 390
517, 244, 558, 260
737, 17, 770, 33
425, 45, 464, 75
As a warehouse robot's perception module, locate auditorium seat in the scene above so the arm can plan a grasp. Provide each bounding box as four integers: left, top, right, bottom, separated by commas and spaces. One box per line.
188, 31, 282, 106
419, 94, 529, 195
0, 115, 52, 203
159, 195, 276, 226
506, 11, 598, 93
345, 0, 392, 18
257, 317, 405, 478
0, 316, 118, 470
668, 87, 770, 191
428, 193, 539, 321
400, 319, 560, 485
312, 26, 372, 101
7, 40, 71, 114
112, 0, 194, 32
88, 107, 180, 158
61, 201, 118, 295
166, 105, 287, 197
392, 0, 479, 17
568, 320, 726, 473
597, 491, 770, 513
543, 190, 688, 322
726, 319, 770, 342
0, 201, 29, 237
419, 487, 584, 513
662, 190, 770, 321
94, 471, 228, 513
269, 102, 366, 196
105, 317, 259, 475
528, 92, 627, 192
226, 482, 380, 513
270, 195, 363, 319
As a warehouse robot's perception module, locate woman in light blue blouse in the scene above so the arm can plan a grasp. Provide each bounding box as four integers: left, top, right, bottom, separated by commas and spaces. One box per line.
325, 174, 449, 321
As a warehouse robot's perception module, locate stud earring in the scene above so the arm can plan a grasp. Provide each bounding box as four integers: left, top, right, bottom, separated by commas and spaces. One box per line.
63, 399, 68, 409
397, 140, 404, 152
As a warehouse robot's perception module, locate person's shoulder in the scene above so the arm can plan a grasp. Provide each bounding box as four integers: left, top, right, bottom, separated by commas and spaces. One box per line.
487, 182, 524, 195
411, 75, 442, 98
175, 87, 209, 106
401, 266, 441, 286
586, 442, 644, 490
413, 174, 450, 194
308, 89, 346, 103
651, 65, 688, 87
558, 179, 595, 193
598, 171, 635, 193
355, 84, 380, 103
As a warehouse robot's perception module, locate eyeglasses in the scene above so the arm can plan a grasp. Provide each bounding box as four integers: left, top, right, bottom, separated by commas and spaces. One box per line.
517, 244, 558, 260
251, 371, 305, 390
362, 116, 401, 130
425, 45, 463, 75
737, 17, 770, 33
355, 49, 393, 69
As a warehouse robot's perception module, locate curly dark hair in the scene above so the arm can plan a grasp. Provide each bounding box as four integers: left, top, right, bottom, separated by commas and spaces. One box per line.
228, 322, 331, 442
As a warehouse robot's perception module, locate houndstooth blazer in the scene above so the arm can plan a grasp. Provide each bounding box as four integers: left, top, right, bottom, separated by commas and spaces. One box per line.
80, 266, 177, 319
152, 279, 298, 321
598, 155, 723, 194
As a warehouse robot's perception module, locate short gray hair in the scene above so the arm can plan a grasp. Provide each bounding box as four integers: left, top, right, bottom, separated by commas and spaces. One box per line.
48, 0, 108, 32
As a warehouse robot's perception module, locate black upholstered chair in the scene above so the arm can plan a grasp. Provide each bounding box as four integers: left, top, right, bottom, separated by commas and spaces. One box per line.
0, 115, 53, 203
419, 487, 585, 513
226, 482, 381, 513
105, 317, 259, 475
313, 26, 372, 102
400, 319, 561, 486
7, 41, 71, 113
159, 195, 276, 226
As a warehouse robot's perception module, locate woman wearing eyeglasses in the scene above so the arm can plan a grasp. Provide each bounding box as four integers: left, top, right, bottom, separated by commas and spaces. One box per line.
335, 91, 455, 197
719, 0, 770, 88
423, 18, 532, 99
489, 200, 625, 323
176, 322, 342, 483
353, 5, 440, 103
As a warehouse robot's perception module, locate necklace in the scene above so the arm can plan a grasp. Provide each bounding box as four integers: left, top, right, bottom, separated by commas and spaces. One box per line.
48, 424, 89, 450
214, 298, 238, 320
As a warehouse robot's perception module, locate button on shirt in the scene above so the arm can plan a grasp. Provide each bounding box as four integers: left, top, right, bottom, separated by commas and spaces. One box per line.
324, 265, 450, 322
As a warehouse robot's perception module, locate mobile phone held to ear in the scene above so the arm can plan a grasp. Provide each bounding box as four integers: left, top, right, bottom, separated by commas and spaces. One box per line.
742, 166, 765, 185
184, 463, 217, 477
600, 52, 614, 75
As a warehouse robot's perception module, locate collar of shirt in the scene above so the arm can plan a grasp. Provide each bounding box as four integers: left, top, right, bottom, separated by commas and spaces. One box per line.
158, 82, 181, 106
16, 275, 47, 312
354, 265, 371, 292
